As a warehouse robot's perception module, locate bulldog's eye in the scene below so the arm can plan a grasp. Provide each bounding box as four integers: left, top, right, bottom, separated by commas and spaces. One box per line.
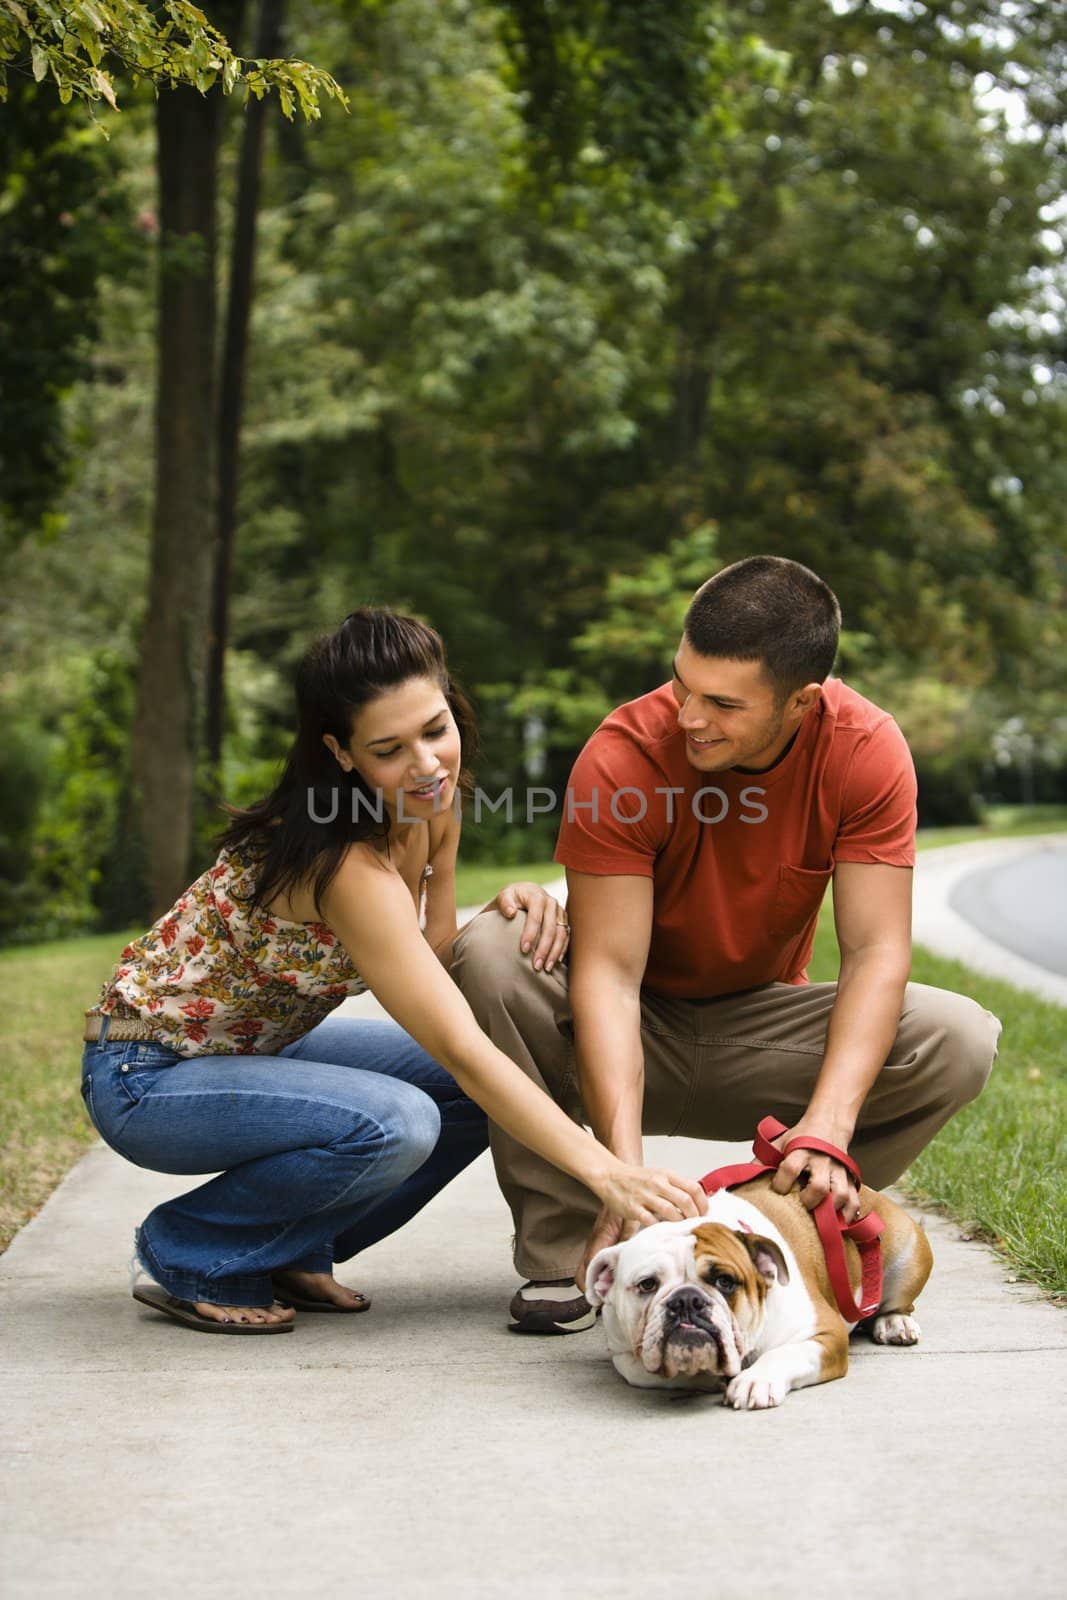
634, 1276, 660, 1296
703, 1266, 738, 1294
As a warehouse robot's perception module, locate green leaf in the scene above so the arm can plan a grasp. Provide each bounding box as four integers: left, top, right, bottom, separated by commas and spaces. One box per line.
94, 68, 115, 109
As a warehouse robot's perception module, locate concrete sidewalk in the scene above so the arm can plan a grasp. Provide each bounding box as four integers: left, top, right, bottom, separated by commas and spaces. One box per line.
3, 859, 1066, 1598
3, 1056, 1066, 1597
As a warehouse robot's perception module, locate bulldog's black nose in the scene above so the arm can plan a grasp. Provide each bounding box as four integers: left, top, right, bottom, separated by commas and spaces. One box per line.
666, 1288, 708, 1324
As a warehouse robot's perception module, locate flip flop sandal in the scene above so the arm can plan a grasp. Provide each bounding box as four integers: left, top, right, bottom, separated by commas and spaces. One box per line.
271, 1281, 371, 1314
133, 1283, 294, 1334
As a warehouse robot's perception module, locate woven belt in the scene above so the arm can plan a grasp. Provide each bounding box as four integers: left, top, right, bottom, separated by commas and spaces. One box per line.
84, 1008, 160, 1043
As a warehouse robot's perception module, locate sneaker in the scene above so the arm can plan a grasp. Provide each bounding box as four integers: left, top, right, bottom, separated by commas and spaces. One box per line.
508, 1278, 597, 1335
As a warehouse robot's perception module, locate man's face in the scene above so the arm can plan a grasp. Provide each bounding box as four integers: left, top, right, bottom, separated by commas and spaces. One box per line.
670, 640, 815, 773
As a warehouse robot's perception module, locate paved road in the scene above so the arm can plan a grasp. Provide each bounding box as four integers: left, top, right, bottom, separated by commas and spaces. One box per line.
949, 844, 1067, 978
911, 834, 1067, 1006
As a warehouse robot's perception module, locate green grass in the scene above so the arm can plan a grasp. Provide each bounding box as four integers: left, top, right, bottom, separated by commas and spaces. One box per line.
807, 904, 1067, 1300
907, 807, 1067, 1298
0, 861, 562, 1249
916, 803, 1067, 852
0, 927, 138, 1248
453, 858, 562, 909
3, 830, 1066, 1292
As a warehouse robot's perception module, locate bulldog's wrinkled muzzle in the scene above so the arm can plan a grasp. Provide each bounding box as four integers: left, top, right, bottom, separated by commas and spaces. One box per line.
657, 1286, 740, 1381
663, 1287, 717, 1335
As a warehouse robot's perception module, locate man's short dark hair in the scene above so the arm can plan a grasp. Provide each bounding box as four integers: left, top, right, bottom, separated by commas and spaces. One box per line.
684, 556, 841, 699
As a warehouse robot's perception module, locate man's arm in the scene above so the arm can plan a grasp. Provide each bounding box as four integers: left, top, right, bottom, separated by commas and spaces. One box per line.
770, 860, 913, 1220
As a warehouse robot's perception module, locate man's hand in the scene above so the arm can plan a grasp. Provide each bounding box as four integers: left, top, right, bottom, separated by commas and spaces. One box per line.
769, 1116, 861, 1223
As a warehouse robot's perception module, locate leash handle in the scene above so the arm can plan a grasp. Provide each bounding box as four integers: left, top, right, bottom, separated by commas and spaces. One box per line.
754, 1115, 863, 1188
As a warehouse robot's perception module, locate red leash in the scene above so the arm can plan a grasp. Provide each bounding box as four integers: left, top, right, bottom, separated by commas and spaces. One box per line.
700, 1116, 885, 1323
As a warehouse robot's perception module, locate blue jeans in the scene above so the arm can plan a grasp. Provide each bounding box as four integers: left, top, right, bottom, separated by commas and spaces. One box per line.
80, 1013, 488, 1307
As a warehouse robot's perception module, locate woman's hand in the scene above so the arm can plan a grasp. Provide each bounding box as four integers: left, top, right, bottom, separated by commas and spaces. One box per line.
576, 1207, 639, 1292
492, 881, 569, 973
592, 1162, 708, 1232
576, 1169, 708, 1289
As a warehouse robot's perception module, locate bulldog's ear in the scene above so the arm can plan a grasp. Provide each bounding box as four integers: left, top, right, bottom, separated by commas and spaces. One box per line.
584, 1246, 621, 1308
740, 1232, 790, 1287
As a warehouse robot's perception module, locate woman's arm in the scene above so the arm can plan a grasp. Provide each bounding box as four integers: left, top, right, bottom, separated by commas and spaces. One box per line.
320, 848, 707, 1228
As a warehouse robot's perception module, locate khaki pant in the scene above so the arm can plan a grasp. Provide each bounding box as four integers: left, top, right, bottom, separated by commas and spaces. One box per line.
452, 910, 1001, 1280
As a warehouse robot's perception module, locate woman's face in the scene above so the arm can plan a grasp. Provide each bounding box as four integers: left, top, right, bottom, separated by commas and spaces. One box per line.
325, 675, 462, 825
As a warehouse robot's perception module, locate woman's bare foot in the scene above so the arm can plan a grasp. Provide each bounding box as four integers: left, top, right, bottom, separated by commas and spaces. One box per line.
191, 1300, 295, 1326
272, 1269, 370, 1310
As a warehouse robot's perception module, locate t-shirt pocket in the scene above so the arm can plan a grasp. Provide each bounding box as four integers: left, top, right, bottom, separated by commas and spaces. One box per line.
770, 863, 834, 939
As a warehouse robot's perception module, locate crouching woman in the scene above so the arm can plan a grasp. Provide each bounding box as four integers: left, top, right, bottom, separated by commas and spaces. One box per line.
82, 608, 707, 1333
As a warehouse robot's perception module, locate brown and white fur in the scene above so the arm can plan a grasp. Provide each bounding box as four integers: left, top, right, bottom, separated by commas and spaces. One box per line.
585, 1175, 933, 1409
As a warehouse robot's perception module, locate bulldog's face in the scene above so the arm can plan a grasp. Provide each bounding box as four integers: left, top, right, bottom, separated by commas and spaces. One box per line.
586, 1220, 790, 1383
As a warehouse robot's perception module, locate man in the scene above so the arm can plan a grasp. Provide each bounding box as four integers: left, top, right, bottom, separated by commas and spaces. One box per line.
453, 556, 1001, 1334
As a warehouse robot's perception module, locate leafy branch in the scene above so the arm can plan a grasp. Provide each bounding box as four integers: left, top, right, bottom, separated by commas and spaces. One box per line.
0, 1, 347, 118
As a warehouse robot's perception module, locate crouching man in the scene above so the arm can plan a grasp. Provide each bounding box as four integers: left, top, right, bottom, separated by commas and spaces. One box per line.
453, 556, 1001, 1333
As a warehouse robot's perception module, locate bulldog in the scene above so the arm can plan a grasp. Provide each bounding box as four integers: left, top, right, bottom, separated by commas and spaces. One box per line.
585, 1175, 933, 1409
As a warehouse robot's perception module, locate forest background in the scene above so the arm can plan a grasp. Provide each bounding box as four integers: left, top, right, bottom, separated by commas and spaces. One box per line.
1, 0, 1065, 945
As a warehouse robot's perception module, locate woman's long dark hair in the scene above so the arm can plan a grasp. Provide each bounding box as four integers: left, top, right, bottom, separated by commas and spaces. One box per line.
219, 608, 478, 913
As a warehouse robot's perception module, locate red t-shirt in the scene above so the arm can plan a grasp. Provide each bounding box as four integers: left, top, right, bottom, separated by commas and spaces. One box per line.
554, 679, 916, 999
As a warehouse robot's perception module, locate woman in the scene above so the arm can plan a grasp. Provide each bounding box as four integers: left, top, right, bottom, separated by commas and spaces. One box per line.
82, 609, 705, 1334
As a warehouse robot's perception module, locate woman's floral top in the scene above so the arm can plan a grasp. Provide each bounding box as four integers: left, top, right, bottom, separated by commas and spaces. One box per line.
96, 845, 368, 1057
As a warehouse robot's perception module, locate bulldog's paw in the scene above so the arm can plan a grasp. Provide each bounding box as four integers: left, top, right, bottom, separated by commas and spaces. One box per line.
870, 1312, 921, 1346
724, 1372, 788, 1410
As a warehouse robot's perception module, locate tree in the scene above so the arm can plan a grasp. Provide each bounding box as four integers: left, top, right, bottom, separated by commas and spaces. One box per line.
3, 0, 1065, 941
229, 0, 1065, 817
132, 67, 226, 917
128, 1, 346, 916
207, 0, 286, 779
3, 3, 346, 915
0, 74, 137, 545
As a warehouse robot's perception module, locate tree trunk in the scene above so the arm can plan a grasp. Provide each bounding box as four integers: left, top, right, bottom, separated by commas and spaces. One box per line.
206, 0, 286, 779
672, 260, 715, 466
131, 83, 225, 918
